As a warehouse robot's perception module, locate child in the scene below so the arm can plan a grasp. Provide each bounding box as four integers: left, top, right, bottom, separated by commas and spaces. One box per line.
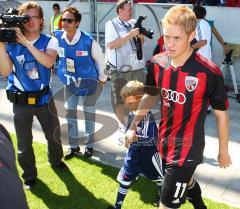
108, 81, 164, 209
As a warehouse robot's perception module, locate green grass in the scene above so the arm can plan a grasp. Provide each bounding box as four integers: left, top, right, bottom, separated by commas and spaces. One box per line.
12, 136, 239, 209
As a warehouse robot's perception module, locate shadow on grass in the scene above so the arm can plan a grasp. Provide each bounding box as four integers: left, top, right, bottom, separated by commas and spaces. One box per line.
77, 156, 158, 207
31, 166, 110, 209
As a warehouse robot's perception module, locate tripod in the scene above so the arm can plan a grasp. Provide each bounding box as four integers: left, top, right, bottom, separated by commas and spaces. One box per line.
220, 49, 240, 102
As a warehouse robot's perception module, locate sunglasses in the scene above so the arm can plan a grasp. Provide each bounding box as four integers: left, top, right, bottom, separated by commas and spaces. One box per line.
62, 18, 75, 23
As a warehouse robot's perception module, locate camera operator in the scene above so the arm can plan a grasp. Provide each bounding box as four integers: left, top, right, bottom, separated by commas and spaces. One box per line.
0, 124, 29, 209
105, 0, 145, 131
0, 1, 66, 189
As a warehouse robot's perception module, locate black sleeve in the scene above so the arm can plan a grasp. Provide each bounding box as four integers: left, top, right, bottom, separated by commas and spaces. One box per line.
153, 45, 160, 56
207, 72, 228, 110
144, 60, 159, 96
0, 124, 12, 143
0, 124, 29, 209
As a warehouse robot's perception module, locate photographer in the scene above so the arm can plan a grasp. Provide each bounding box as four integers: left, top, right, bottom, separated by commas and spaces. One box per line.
0, 1, 66, 189
105, 0, 145, 131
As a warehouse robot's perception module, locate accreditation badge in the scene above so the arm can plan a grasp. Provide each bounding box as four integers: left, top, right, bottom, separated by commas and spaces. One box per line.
24, 61, 39, 80
66, 58, 76, 73
58, 47, 65, 57
130, 53, 139, 65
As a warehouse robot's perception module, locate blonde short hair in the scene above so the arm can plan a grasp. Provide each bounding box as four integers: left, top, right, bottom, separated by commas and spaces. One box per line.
120, 80, 144, 100
162, 5, 196, 36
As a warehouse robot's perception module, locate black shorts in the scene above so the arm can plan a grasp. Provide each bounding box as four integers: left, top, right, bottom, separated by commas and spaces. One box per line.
160, 165, 197, 208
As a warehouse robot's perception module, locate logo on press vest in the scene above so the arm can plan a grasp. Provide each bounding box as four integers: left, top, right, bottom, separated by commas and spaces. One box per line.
76, 51, 88, 56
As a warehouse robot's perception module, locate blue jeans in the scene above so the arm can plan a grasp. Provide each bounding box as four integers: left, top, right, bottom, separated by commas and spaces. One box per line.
64, 86, 101, 149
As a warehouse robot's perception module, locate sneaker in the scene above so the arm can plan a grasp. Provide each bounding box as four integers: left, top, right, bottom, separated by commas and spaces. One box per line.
84, 147, 93, 158
64, 147, 80, 160
24, 179, 36, 189
207, 106, 211, 114
51, 161, 68, 170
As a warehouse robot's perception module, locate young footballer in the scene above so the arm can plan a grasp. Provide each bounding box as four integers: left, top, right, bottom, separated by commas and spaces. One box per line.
125, 5, 231, 209
108, 80, 164, 209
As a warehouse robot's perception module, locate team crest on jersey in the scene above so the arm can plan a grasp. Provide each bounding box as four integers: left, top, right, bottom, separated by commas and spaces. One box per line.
185, 76, 199, 92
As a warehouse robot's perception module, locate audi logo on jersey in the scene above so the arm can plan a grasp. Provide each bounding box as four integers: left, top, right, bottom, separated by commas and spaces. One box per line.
161, 88, 186, 104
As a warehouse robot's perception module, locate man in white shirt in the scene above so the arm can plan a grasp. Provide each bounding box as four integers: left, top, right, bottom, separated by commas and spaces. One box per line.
105, 0, 145, 131
191, 5, 212, 61
191, 5, 213, 113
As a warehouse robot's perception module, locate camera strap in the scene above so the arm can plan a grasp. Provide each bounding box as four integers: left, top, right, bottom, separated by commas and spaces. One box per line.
120, 20, 136, 51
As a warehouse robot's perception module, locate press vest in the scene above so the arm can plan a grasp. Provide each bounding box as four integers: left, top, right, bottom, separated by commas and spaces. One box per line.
6, 34, 52, 105
51, 13, 62, 33
55, 30, 98, 96
110, 18, 145, 71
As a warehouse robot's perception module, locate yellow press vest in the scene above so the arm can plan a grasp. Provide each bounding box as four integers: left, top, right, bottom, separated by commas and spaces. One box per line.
50, 13, 62, 33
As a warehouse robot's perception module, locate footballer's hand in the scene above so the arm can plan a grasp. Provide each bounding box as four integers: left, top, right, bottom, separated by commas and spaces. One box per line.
98, 80, 106, 86
218, 152, 232, 168
124, 129, 138, 148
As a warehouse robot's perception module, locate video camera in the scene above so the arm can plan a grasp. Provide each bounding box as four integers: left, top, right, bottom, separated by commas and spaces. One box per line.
0, 8, 29, 43
134, 15, 154, 60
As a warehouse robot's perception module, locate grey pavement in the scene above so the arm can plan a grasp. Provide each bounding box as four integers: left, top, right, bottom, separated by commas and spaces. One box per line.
0, 75, 240, 208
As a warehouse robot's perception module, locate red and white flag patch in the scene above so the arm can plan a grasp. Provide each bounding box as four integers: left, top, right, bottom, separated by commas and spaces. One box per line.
76, 51, 88, 56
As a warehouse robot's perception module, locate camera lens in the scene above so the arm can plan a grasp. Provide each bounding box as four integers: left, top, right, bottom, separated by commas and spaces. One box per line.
3, 30, 15, 39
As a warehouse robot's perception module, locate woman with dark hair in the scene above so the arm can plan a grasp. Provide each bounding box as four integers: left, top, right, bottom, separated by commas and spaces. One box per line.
54, 7, 107, 159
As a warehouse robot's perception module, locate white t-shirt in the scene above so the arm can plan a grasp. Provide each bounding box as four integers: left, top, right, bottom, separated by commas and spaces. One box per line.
105, 17, 136, 67
105, 17, 144, 71
31, 35, 59, 52
195, 19, 212, 60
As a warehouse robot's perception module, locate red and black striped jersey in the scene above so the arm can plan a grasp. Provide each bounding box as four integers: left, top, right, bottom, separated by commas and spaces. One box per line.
144, 52, 229, 167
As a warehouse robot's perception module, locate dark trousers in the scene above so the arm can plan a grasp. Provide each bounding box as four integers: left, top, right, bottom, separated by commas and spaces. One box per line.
13, 98, 63, 181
